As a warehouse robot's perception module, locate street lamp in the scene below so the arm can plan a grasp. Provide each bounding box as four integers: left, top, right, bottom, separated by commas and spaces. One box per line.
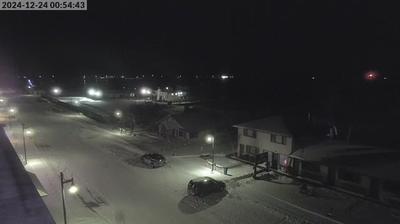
140, 87, 151, 95
87, 88, 102, 98
205, 134, 215, 172
60, 172, 78, 224
8, 107, 17, 115
22, 124, 34, 165
52, 87, 62, 96
114, 110, 123, 119
114, 110, 123, 134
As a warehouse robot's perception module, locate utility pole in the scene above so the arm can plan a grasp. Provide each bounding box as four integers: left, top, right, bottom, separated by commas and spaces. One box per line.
60, 172, 75, 224
211, 138, 215, 172
22, 123, 27, 165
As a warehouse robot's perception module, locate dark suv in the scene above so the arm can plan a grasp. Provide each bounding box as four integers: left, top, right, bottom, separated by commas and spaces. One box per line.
187, 177, 226, 196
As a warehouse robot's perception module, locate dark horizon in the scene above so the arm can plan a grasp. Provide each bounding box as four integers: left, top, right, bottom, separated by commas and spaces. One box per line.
1, 1, 400, 82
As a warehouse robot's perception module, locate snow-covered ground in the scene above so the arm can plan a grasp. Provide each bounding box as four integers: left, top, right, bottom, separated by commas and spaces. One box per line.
5, 95, 398, 224
5, 96, 286, 224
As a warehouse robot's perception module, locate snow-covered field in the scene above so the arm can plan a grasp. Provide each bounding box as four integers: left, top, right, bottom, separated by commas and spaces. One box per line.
5, 95, 398, 224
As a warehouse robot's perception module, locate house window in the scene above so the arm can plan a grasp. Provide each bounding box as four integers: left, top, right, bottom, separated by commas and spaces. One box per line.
338, 169, 361, 184
178, 128, 184, 137
271, 134, 286, 145
244, 128, 256, 138
239, 144, 245, 154
245, 145, 259, 154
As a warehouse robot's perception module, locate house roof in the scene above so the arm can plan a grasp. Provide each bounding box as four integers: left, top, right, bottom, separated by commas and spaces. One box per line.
290, 142, 400, 181
233, 116, 292, 135
290, 142, 397, 162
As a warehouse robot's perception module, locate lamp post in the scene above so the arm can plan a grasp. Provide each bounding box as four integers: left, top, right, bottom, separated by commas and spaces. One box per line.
205, 134, 215, 172
114, 110, 123, 134
22, 125, 34, 165
8, 107, 17, 120
60, 172, 78, 224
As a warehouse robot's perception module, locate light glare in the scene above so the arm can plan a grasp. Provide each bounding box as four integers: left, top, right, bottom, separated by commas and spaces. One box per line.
68, 185, 78, 194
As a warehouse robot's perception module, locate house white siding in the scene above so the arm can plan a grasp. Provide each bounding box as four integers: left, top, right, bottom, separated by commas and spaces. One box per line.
237, 127, 293, 156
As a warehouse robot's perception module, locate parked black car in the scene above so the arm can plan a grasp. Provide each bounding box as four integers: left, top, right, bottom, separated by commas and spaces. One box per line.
187, 177, 226, 196
141, 153, 166, 168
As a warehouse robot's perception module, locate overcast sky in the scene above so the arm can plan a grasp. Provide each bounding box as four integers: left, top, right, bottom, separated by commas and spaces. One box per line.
1, 1, 399, 81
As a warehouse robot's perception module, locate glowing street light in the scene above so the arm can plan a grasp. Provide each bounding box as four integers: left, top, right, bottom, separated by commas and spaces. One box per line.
52, 87, 62, 95
60, 172, 78, 224
87, 88, 96, 96
205, 134, 215, 172
87, 88, 102, 98
114, 110, 123, 119
140, 87, 151, 95
8, 107, 17, 115
24, 128, 34, 136
68, 185, 79, 194
94, 90, 102, 98
22, 124, 34, 165
206, 135, 214, 144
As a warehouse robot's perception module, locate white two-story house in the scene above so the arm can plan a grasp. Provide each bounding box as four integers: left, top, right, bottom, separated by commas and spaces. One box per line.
233, 116, 298, 171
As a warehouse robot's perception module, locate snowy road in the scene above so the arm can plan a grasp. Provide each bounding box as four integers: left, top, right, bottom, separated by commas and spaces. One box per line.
6, 95, 291, 224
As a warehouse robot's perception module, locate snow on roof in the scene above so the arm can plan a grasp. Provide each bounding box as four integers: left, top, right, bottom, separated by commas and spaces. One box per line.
290, 142, 396, 162
233, 116, 291, 135
291, 142, 400, 181
0, 128, 55, 223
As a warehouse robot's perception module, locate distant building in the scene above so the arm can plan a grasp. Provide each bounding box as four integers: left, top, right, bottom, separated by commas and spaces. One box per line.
233, 115, 327, 171
154, 88, 188, 102
158, 111, 221, 141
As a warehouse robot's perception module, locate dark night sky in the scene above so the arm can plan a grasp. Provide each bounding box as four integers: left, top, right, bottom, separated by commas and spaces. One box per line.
1, 0, 400, 83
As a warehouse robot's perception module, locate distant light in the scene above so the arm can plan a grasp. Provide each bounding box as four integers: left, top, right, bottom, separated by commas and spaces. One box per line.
88, 88, 102, 98
311, 76, 316, 80
0, 98, 5, 103
165, 87, 169, 90
68, 185, 78, 194
88, 88, 96, 96
205, 134, 214, 144
24, 129, 34, 136
204, 179, 208, 182
140, 88, 151, 95
221, 75, 229, 80
73, 100, 80, 105
51, 87, 62, 95
8, 107, 17, 114
114, 110, 122, 118
94, 90, 102, 98
365, 71, 378, 81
